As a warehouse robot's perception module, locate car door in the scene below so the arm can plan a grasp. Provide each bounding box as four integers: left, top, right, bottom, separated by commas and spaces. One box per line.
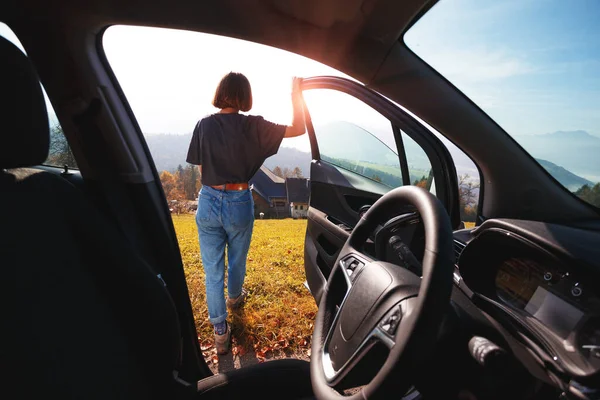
300, 76, 461, 304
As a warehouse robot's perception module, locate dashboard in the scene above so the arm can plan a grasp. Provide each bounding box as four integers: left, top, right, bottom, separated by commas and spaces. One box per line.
495, 257, 596, 342
371, 214, 600, 396
453, 219, 600, 391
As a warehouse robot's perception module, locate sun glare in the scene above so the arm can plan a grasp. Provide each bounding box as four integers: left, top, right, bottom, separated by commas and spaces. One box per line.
103, 25, 353, 147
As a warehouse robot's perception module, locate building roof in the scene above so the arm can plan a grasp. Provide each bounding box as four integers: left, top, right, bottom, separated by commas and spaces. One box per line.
250, 166, 286, 201
261, 166, 285, 184
286, 178, 310, 204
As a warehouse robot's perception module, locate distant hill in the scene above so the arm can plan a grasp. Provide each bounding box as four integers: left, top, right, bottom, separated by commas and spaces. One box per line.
536, 159, 593, 191
263, 147, 312, 178
515, 130, 600, 182
145, 133, 192, 172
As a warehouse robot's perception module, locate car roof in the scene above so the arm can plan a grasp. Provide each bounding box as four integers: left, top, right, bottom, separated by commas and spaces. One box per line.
2, 0, 429, 84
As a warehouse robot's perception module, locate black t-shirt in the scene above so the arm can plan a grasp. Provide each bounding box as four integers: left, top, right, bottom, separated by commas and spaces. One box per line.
186, 113, 286, 185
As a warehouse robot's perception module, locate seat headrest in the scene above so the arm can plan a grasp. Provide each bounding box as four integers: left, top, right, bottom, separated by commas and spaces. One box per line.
0, 36, 49, 169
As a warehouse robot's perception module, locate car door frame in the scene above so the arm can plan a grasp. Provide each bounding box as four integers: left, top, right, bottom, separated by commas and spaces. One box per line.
302, 76, 460, 223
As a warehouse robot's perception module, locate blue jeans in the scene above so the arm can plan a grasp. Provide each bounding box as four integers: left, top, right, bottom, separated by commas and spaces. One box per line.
196, 186, 254, 325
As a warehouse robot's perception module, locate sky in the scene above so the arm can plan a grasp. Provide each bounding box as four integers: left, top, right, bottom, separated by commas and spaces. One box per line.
103, 26, 358, 151
404, 0, 600, 138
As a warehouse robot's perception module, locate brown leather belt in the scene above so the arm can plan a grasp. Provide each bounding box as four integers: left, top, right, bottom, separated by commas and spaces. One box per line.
209, 183, 249, 191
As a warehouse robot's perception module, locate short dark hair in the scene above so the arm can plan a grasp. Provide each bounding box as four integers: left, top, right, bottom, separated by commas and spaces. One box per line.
212, 72, 253, 112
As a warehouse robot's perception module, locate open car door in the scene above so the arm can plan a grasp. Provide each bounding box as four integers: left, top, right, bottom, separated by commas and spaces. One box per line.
301, 77, 461, 304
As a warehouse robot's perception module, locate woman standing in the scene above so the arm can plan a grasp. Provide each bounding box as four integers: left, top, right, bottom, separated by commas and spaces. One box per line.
186, 73, 305, 355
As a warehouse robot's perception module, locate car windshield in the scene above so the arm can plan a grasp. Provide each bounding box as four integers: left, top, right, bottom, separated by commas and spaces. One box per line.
405, 0, 600, 208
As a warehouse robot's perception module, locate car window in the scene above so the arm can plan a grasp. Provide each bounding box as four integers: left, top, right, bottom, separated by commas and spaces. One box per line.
47, 124, 77, 168
375, 90, 481, 225
401, 131, 432, 188
0, 22, 76, 169
318, 119, 402, 187
303, 88, 424, 190
405, 0, 600, 208
300, 87, 482, 225
396, 105, 480, 226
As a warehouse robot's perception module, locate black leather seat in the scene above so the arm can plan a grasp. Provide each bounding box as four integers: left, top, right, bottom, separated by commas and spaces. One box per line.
0, 35, 313, 399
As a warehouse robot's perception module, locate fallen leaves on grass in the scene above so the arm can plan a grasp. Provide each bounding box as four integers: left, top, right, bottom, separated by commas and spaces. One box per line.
172, 216, 318, 362
199, 341, 213, 351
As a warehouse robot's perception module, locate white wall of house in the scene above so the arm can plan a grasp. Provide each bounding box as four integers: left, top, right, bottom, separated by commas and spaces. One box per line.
290, 202, 308, 219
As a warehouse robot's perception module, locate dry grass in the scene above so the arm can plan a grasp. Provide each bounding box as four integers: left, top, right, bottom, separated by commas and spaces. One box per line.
173, 215, 317, 360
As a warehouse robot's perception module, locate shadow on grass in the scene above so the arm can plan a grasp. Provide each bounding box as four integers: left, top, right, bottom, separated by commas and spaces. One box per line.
216, 305, 259, 373
216, 350, 258, 374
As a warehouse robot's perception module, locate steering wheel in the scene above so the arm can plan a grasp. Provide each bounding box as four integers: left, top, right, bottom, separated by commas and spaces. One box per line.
310, 186, 454, 399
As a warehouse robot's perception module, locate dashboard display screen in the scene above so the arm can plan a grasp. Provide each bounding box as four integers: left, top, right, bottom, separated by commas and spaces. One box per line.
496, 258, 544, 308
495, 257, 588, 339
524, 286, 584, 339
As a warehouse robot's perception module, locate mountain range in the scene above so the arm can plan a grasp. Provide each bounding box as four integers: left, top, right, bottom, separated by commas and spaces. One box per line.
144, 130, 598, 192
535, 159, 593, 191
514, 130, 600, 183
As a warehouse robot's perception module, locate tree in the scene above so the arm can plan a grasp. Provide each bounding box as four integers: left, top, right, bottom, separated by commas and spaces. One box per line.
175, 164, 185, 194
46, 125, 77, 168
273, 166, 284, 178
196, 167, 203, 193
272, 165, 303, 179
159, 170, 185, 200
160, 170, 187, 213
176, 164, 185, 178
575, 183, 600, 208
183, 164, 200, 200
413, 175, 428, 188
458, 174, 480, 222
159, 171, 177, 198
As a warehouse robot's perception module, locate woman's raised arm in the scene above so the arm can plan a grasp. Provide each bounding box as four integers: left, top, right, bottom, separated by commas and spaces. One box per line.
284, 77, 306, 138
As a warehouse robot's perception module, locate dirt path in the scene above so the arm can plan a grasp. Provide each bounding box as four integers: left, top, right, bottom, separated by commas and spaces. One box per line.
203, 346, 311, 374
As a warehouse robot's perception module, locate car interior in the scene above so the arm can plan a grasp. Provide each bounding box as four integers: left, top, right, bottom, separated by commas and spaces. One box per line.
2, 0, 599, 399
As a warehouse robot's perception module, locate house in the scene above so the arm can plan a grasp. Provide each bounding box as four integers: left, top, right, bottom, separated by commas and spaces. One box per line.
249, 166, 289, 218
286, 178, 310, 219
249, 166, 311, 219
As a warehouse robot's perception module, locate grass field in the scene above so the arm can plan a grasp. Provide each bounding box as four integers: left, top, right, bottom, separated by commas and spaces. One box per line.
172, 215, 316, 361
